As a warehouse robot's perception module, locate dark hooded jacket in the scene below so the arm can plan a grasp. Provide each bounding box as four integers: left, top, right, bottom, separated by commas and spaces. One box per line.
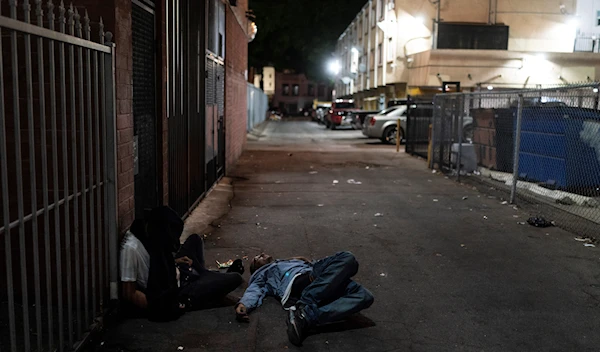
144, 206, 185, 322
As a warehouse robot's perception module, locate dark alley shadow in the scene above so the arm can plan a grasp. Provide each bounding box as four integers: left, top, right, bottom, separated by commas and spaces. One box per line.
310, 313, 376, 336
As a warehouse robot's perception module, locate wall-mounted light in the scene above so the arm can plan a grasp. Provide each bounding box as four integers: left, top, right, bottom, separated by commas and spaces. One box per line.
487, 85, 494, 90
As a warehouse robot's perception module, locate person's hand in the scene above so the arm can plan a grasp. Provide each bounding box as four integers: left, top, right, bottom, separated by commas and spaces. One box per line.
175, 256, 193, 266
235, 303, 249, 323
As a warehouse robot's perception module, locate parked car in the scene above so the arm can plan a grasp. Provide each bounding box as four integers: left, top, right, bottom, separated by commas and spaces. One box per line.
325, 99, 361, 130
387, 99, 408, 108
349, 110, 380, 130
362, 105, 407, 144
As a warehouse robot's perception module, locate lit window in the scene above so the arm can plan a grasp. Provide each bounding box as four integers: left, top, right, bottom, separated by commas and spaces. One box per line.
387, 37, 394, 62
293, 85, 299, 96
597, 11, 600, 26
283, 84, 289, 96
378, 44, 382, 65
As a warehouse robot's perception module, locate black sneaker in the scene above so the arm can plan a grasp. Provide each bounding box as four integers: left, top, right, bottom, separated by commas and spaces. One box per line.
286, 307, 309, 346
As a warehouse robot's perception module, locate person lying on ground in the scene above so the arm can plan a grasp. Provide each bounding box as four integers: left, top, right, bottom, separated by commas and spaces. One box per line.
120, 206, 244, 321
235, 251, 374, 346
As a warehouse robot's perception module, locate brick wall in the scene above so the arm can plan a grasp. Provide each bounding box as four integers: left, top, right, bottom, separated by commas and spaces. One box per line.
77, 0, 135, 232
225, 1, 249, 174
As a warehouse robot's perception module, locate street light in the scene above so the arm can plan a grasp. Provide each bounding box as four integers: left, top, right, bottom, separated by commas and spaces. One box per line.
328, 59, 341, 76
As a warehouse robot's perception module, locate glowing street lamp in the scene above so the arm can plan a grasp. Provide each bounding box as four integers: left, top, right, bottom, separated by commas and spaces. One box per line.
328, 59, 341, 75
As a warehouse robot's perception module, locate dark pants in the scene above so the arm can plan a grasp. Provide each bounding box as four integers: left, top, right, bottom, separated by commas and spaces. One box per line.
298, 251, 374, 326
176, 234, 243, 309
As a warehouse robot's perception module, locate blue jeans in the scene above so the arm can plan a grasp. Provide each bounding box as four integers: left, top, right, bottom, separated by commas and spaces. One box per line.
298, 252, 374, 326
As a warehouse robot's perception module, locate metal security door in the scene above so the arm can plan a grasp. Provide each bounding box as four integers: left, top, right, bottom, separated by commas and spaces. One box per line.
206, 0, 225, 187
132, 0, 158, 216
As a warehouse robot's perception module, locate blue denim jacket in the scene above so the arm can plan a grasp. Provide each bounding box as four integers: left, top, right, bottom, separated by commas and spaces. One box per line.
239, 259, 313, 310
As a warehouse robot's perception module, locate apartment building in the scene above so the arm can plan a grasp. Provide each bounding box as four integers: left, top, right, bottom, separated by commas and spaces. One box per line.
335, 0, 600, 110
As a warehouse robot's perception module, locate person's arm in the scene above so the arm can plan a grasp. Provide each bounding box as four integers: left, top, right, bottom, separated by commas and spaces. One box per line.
236, 272, 269, 322
122, 282, 148, 308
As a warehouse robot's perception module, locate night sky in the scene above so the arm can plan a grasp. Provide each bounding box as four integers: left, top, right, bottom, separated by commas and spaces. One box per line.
248, 0, 368, 81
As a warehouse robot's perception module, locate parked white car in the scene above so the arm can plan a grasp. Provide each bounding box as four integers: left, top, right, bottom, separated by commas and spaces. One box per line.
362, 105, 407, 144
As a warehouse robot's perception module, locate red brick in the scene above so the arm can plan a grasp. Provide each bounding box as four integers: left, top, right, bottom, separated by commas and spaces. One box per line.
117, 114, 133, 130
117, 127, 134, 145
118, 99, 132, 114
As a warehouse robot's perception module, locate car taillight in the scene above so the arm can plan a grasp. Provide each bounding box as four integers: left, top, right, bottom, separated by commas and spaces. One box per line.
370, 117, 376, 126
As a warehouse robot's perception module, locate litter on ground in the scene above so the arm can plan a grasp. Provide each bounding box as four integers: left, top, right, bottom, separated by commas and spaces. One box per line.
374, 213, 384, 217
584, 243, 596, 248
501, 201, 508, 205
332, 180, 339, 184
462, 196, 468, 200
309, 171, 318, 175
317, 204, 324, 207
347, 179, 363, 185
527, 217, 554, 228
433, 199, 439, 202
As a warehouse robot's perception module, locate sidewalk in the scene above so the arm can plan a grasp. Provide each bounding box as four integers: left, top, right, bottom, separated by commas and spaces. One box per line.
97, 127, 600, 351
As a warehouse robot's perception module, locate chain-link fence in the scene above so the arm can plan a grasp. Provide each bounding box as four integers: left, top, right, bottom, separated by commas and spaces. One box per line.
432, 83, 600, 238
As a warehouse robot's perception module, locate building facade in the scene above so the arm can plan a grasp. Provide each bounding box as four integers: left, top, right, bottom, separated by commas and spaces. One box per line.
335, 0, 600, 110
269, 70, 333, 114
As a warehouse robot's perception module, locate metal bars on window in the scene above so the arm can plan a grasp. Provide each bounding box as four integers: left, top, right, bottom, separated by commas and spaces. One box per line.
0, 1, 118, 351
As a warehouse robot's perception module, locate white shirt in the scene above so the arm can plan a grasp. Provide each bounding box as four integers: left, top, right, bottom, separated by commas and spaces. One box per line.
120, 231, 150, 290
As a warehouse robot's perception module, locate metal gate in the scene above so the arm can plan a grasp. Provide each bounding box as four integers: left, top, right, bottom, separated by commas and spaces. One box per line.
167, 0, 207, 217
0, 1, 118, 351
132, 0, 158, 217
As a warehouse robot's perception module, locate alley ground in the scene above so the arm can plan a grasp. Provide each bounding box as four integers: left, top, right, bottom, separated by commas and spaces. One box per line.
99, 119, 600, 352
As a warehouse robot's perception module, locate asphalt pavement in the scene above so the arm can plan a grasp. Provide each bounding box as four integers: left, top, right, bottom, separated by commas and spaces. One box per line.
98, 119, 600, 352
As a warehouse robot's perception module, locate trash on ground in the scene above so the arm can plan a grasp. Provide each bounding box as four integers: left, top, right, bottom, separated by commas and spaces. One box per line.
584, 243, 596, 248
433, 199, 439, 202
309, 171, 318, 175
373, 224, 378, 227
513, 215, 520, 218
483, 216, 488, 220
379, 273, 386, 277
428, 179, 432, 182
178, 347, 184, 351
432, 170, 437, 174
216, 259, 234, 269
256, 222, 261, 226
435, 253, 443, 257
583, 199, 600, 208
501, 201, 508, 205
374, 213, 384, 217
332, 180, 339, 184
242, 256, 249, 260
512, 206, 519, 210
556, 196, 576, 206
365, 166, 370, 170
460, 244, 466, 248
462, 196, 468, 200
574, 237, 589, 242
527, 217, 555, 228
288, 153, 293, 156
517, 222, 526, 225
347, 179, 362, 185
317, 204, 324, 207
275, 180, 283, 184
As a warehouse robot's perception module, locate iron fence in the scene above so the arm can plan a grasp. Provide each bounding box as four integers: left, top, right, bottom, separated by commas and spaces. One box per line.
574, 33, 600, 53
405, 97, 434, 159
0, 1, 118, 351
247, 83, 268, 131
431, 83, 600, 238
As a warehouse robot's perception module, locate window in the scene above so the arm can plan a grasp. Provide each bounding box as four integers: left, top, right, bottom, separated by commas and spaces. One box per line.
377, 44, 382, 65
387, 37, 394, 62
292, 84, 299, 96
370, 49, 374, 69
308, 84, 314, 96
437, 23, 509, 50
364, 12, 368, 34
371, 5, 376, 27
359, 20, 363, 38
318, 85, 325, 97
378, 0, 385, 20
597, 11, 600, 26
283, 84, 290, 96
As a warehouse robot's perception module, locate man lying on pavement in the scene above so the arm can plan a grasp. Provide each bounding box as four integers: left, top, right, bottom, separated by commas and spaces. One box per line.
235, 251, 374, 346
